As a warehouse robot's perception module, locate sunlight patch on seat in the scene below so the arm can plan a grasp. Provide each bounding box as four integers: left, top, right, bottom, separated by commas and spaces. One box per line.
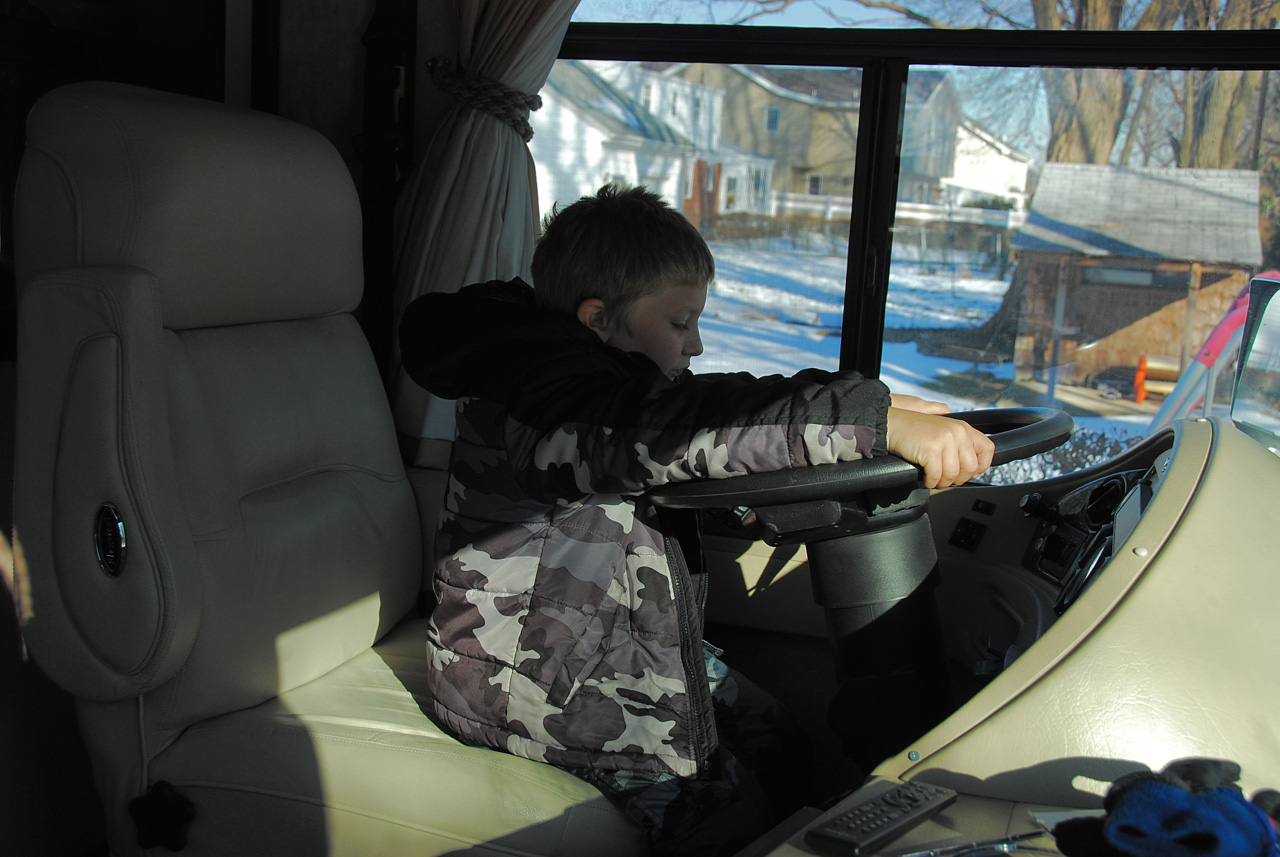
274, 592, 384, 691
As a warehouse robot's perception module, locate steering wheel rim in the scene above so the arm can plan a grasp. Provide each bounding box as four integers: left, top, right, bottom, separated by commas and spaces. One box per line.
952, 406, 1074, 467
650, 406, 1073, 510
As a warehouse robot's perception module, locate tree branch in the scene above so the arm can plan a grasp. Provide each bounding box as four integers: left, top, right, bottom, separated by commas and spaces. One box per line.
727, 0, 811, 25
820, 0, 961, 28
971, 0, 1034, 28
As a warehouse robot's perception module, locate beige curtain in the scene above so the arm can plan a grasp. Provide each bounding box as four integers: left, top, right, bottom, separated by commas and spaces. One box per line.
391, 0, 580, 459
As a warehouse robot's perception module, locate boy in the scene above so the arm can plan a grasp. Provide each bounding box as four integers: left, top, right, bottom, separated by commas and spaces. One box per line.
399, 185, 993, 855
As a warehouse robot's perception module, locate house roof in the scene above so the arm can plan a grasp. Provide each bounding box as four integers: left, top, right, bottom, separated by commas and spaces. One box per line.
642, 62, 947, 108
1014, 163, 1262, 265
740, 65, 948, 108
958, 120, 1037, 167
736, 65, 862, 105
545, 61, 689, 146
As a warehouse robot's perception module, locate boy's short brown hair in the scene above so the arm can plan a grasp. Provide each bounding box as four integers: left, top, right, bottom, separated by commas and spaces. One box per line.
532, 184, 715, 320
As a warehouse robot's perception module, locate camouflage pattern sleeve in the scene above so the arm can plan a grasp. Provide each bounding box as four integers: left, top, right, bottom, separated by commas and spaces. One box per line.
505, 363, 890, 499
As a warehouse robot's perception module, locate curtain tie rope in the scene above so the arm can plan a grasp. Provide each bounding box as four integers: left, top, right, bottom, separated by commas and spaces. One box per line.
428, 57, 542, 142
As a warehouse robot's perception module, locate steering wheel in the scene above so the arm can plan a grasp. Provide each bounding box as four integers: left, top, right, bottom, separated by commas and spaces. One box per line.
649, 407, 1074, 512
647, 406, 1073, 770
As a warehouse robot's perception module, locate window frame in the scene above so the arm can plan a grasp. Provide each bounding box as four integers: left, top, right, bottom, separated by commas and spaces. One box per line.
559, 23, 1280, 378
765, 105, 780, 134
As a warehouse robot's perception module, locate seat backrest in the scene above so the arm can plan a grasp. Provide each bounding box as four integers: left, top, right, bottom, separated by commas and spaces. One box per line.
14, 82, 421, 744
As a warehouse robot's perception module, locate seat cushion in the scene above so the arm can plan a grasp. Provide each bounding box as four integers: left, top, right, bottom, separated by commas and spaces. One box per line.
145, 618, 645, 856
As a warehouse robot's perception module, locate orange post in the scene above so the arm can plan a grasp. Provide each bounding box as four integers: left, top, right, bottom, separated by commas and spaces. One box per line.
1134, 355, 1148, 404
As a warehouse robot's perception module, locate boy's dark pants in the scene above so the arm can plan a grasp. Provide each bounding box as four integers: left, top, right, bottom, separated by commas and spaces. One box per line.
568, 648, 812, 857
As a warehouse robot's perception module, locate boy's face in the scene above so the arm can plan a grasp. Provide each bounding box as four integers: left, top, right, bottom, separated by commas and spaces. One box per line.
586, 283, 707, 380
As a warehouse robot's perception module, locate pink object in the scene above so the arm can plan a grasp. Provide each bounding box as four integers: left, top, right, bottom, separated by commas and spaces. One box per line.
1194, 273, 1275, 368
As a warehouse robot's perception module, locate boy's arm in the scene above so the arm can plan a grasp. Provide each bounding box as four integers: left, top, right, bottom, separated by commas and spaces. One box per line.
515, 370, 993, 496
392, 283, 867, 497
508, 364, 891, 498
400, 283, 990, 494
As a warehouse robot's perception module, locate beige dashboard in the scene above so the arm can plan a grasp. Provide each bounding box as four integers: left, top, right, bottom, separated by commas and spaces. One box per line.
748, 416, 1280, 855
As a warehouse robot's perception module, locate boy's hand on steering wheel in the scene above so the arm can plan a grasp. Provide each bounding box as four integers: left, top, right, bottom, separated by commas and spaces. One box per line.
885, 406, 996, 489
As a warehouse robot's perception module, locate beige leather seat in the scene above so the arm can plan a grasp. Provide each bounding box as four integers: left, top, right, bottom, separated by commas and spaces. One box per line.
13, 81, 643, 857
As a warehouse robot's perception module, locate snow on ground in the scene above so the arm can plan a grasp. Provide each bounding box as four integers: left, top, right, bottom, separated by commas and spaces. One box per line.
697, 240, 1019, 389
693, 240, 1152, 473
705, 242, 1008, 335
882, 266, 1010, 329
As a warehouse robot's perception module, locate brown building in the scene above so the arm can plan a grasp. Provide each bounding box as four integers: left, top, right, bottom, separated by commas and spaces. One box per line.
1011, 164, 1263, 386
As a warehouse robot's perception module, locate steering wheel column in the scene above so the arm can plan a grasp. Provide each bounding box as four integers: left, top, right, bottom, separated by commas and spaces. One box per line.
812, 515, 951, 773
743, 481, 949, 773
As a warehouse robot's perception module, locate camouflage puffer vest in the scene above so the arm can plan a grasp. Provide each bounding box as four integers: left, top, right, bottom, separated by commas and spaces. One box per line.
400, 279, 890, 777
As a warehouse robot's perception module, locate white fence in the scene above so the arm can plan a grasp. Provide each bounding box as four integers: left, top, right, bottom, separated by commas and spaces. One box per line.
769, 192, 851, 220
769, 192, 1026, 230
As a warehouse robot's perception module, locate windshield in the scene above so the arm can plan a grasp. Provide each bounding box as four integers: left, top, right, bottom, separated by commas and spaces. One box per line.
545, 17, 1280, 482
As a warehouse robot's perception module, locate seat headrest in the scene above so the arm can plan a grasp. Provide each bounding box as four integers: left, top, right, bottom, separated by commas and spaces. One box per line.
15, 81, 363, 329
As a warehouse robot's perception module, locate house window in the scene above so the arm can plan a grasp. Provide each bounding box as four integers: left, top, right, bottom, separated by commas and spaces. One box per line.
765, 106, 780, 134
808, 175, 822, 195
1082, 268, 1155, 287
725, 176, 738, 211
693, 95, 702, 124
641, 83, 652, 111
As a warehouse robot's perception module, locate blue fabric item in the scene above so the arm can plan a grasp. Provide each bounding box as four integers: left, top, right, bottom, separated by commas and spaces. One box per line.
1104, 781, 1279, 857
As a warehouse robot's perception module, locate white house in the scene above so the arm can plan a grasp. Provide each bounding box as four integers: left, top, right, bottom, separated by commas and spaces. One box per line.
530, 61, 773, 226
529, 61, 696, 219
944, 120, 1037, 210
588, 61, 773, 221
